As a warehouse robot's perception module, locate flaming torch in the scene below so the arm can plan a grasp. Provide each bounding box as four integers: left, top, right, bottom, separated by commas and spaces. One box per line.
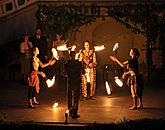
51, 48, 59, 60
57, 44, 68, 51
105, 81, 111, 95
46, 76, 55, 88
94, 45, 105, 51
114, 76, 123, 87
113, 43, 119, 57
52, 100, 58, 109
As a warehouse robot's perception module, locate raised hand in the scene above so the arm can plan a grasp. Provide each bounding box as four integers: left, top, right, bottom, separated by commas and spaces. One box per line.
49, 59, 56, 65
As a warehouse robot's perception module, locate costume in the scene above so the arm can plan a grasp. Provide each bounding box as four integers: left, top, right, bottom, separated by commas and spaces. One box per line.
126, 58, 144, 109
79, 49, 97, 98
27, 70, 40, 98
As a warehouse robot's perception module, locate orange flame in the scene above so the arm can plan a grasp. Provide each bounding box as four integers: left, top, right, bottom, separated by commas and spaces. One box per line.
46, 76, 55, 88
113, 43, 119, 52
94, 45, 105, 51
105, 81, 111, 95
115, 76, 123, 87
52, 101, 58, 108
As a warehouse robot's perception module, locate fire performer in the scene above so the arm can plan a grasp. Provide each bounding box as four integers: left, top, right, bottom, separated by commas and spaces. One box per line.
65, 51, 82, 118
79, 41, 97, 100
27, 47, 55, 108
109, 48, 144, 110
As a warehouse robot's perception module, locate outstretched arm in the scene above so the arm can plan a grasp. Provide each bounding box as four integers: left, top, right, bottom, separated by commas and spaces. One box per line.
39, 59, 56, 68
109, 55, 128, 68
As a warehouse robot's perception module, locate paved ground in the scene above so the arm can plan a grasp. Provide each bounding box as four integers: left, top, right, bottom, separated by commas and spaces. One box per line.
0, 76, 165, 125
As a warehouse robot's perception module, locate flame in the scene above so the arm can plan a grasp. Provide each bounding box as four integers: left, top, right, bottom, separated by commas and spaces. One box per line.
52, 101, 58, 108
46, 76, 55, 88
57, 44, 68, 51
71, 45, 76, 51
65, 109, 69, 114
115, 76, 123, 87
52, 48, 59, 60
105, 81, 111, 95
94, 45, 105, 51
75, 49, 82, 60
113, 43, 119, 52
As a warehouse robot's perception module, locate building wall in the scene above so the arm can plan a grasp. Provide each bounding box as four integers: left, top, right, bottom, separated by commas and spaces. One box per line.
0, 3, 37, 45
75, 17, 147, 68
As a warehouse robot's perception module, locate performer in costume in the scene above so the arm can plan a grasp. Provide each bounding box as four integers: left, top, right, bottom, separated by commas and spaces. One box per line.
79, 41, 97, 100
109, 48, 144, 110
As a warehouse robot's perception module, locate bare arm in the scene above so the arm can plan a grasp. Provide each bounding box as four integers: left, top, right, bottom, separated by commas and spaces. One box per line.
109, 55, 128, 68
39, 59, 56, 68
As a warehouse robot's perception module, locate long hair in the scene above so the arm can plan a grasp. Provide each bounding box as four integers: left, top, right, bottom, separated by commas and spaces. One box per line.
132, 48, 140, 59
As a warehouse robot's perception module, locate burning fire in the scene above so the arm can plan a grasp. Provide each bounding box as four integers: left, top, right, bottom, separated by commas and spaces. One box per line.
114, 76, 123, 87
105, 81, 111, 95
113, 43, 119, 52
57, 44, 68, 51
52, 101, 58, 108
71, 45, 76, 51
51, 48, 59, 60
94, 45, 105, 51
46, 76, 55, 88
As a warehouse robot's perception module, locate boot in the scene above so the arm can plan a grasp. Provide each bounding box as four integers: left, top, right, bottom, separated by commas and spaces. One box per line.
130, 97, 137, 110
28, 99, 35, 108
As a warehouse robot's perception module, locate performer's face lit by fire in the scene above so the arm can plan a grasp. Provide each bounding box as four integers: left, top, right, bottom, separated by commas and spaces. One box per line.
129, 49, 135, 58
84, 41, 90, 50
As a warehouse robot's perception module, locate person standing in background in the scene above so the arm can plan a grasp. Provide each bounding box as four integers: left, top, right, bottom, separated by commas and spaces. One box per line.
31, 27, 49, 64
20, 34, 33, 83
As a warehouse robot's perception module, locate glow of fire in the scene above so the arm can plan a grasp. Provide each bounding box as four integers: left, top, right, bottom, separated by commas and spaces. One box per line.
113, 43, 119, 52
94, 45, 105, 51
46, 76, 55, 88
57, 44, 68, 51
65, 109, 69, 115
105, 81, 111, 95
52, 101, 58, 108
86, 68, 90, 83
71, 45, 76, 51
115, 76, 123, 87
75, 49, 82, 60
51, 48, 59, 60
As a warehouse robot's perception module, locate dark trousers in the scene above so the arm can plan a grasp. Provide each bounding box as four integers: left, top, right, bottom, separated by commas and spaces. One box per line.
67, 83, 80, 114
28, 86, 37, 99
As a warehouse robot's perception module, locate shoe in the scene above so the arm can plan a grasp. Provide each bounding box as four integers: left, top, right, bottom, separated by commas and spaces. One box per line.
129, 106, 137, 110
28, 104, 35, 108
71, 114, 80, 119
89, 96, 96, 100
137, 105, 143, 109
81, 97, 87, 101
33, 102, 40, 105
